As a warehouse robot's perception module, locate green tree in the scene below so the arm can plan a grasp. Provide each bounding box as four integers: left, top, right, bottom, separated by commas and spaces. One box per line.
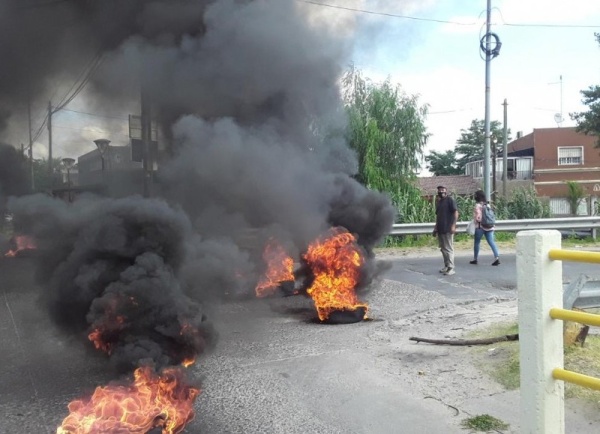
424, 149, 462, 175
571, 86, 600, 147
343, 67, 429, 193
32, 157, 63, 192
455, 119, 511, 170
571, 34, 600, 147
566, 181, 586, 215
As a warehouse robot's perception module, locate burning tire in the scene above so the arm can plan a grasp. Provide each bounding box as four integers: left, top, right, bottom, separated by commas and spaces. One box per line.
321, 306, 367, 325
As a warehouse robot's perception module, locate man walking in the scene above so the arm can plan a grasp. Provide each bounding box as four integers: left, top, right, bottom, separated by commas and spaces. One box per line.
432, 185, 458, 276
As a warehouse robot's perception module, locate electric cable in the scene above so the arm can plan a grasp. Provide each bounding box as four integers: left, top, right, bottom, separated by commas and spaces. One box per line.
299, 1, 600, 28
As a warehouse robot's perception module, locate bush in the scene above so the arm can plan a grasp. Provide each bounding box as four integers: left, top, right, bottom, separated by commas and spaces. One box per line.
495, 186, 550, 220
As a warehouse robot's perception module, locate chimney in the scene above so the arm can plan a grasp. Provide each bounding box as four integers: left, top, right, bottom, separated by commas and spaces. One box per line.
516, 131, 523, 139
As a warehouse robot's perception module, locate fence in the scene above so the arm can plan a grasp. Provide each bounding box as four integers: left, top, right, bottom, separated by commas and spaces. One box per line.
516, 230, 600, 434
391, 216, 600, 238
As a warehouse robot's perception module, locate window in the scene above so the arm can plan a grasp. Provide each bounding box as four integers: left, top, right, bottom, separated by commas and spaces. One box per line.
558, 146, 583, 166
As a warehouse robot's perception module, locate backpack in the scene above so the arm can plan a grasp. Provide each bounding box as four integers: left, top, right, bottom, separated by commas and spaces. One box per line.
481, 204, 496, 228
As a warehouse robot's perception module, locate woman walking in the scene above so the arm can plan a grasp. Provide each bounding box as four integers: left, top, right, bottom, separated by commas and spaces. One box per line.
470, 190, 500, 266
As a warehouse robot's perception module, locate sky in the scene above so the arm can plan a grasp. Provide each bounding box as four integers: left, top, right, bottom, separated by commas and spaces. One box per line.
13, 0, 600, 173
348, 0, 600, 165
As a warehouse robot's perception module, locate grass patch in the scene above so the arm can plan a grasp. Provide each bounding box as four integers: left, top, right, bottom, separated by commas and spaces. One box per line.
563, 334, 600, 401
469, 321, 600, 407
562, 236, 600, 248
380, 232, 518, 250
379, 234, 600, 254
461, 414, 509, 432
469, 322, 521, 390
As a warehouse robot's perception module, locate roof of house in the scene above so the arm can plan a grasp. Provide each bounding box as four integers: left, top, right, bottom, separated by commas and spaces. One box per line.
416, 175, 480, 196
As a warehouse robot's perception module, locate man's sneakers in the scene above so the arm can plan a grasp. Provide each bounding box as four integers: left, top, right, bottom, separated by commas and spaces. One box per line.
440, 267, 455, 275
469, 260, 478, 265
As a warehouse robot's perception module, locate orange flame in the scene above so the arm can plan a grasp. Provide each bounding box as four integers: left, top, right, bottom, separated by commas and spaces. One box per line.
255, 238, 294, 297
303, 228, 367, 321
56, 366, 199, 434
179, 324, 199, 367
4, 235, 36, 257
87, 296, 127, 356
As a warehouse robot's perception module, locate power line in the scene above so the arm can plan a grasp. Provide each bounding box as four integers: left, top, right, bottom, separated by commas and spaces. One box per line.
299, 1, 600, 29
54, 52, 104, 113
29, 52, 104, 145
299, 1, 477, 25
59, 108, 129, 121
31, 113, 49, 144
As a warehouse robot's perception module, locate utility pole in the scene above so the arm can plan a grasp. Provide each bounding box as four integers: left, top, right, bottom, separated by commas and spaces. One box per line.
28, 97, 34, 190
559, 74, 563, 127
483, 1, 492, 201
47, 100, 53, 182
492, 139, 497, 202
480, 0, 501, 201
502, 99, 508, 197
560, 74, 563, 122
141, 86, 152, 198
550, 75, 564, 127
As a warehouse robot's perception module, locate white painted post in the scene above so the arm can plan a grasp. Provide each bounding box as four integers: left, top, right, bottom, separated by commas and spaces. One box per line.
517, 230, 564, 434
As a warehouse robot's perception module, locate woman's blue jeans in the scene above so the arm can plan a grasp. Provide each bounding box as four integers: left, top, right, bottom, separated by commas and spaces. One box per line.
474, 227, 499, 259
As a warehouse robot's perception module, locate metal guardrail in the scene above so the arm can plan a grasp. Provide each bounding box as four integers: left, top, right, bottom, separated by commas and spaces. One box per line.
390, 216, 600, 235
564, 275, 600, 310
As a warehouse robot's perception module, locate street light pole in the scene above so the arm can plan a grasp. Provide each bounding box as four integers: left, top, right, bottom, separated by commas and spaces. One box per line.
61, 157, 75, 202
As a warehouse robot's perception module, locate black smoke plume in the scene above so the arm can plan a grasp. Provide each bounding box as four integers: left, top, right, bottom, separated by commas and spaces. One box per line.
0, 143, 29, 230
6, 0, 396, 323
9, 193, 215, 372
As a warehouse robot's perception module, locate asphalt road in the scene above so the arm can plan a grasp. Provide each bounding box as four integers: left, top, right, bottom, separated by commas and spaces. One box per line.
382, 250, 600, 302
1, 254, 598, 434
0, 256, 468, 434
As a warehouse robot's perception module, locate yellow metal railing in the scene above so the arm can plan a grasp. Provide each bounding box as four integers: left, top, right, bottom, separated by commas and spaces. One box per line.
549, 308, 600, 327
549, 250, 600, 392
552, 368, 600, 391
549, 249, 600, 264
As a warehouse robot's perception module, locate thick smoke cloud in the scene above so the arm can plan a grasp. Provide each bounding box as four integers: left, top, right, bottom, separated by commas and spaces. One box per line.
9, 194, 216, 371
161, 116, 393, 254
0, 142, 28, 193
0, 143, 29, 219
6, 0, 397, 359
99, 1, 350, 143
0, 0, 211, 129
